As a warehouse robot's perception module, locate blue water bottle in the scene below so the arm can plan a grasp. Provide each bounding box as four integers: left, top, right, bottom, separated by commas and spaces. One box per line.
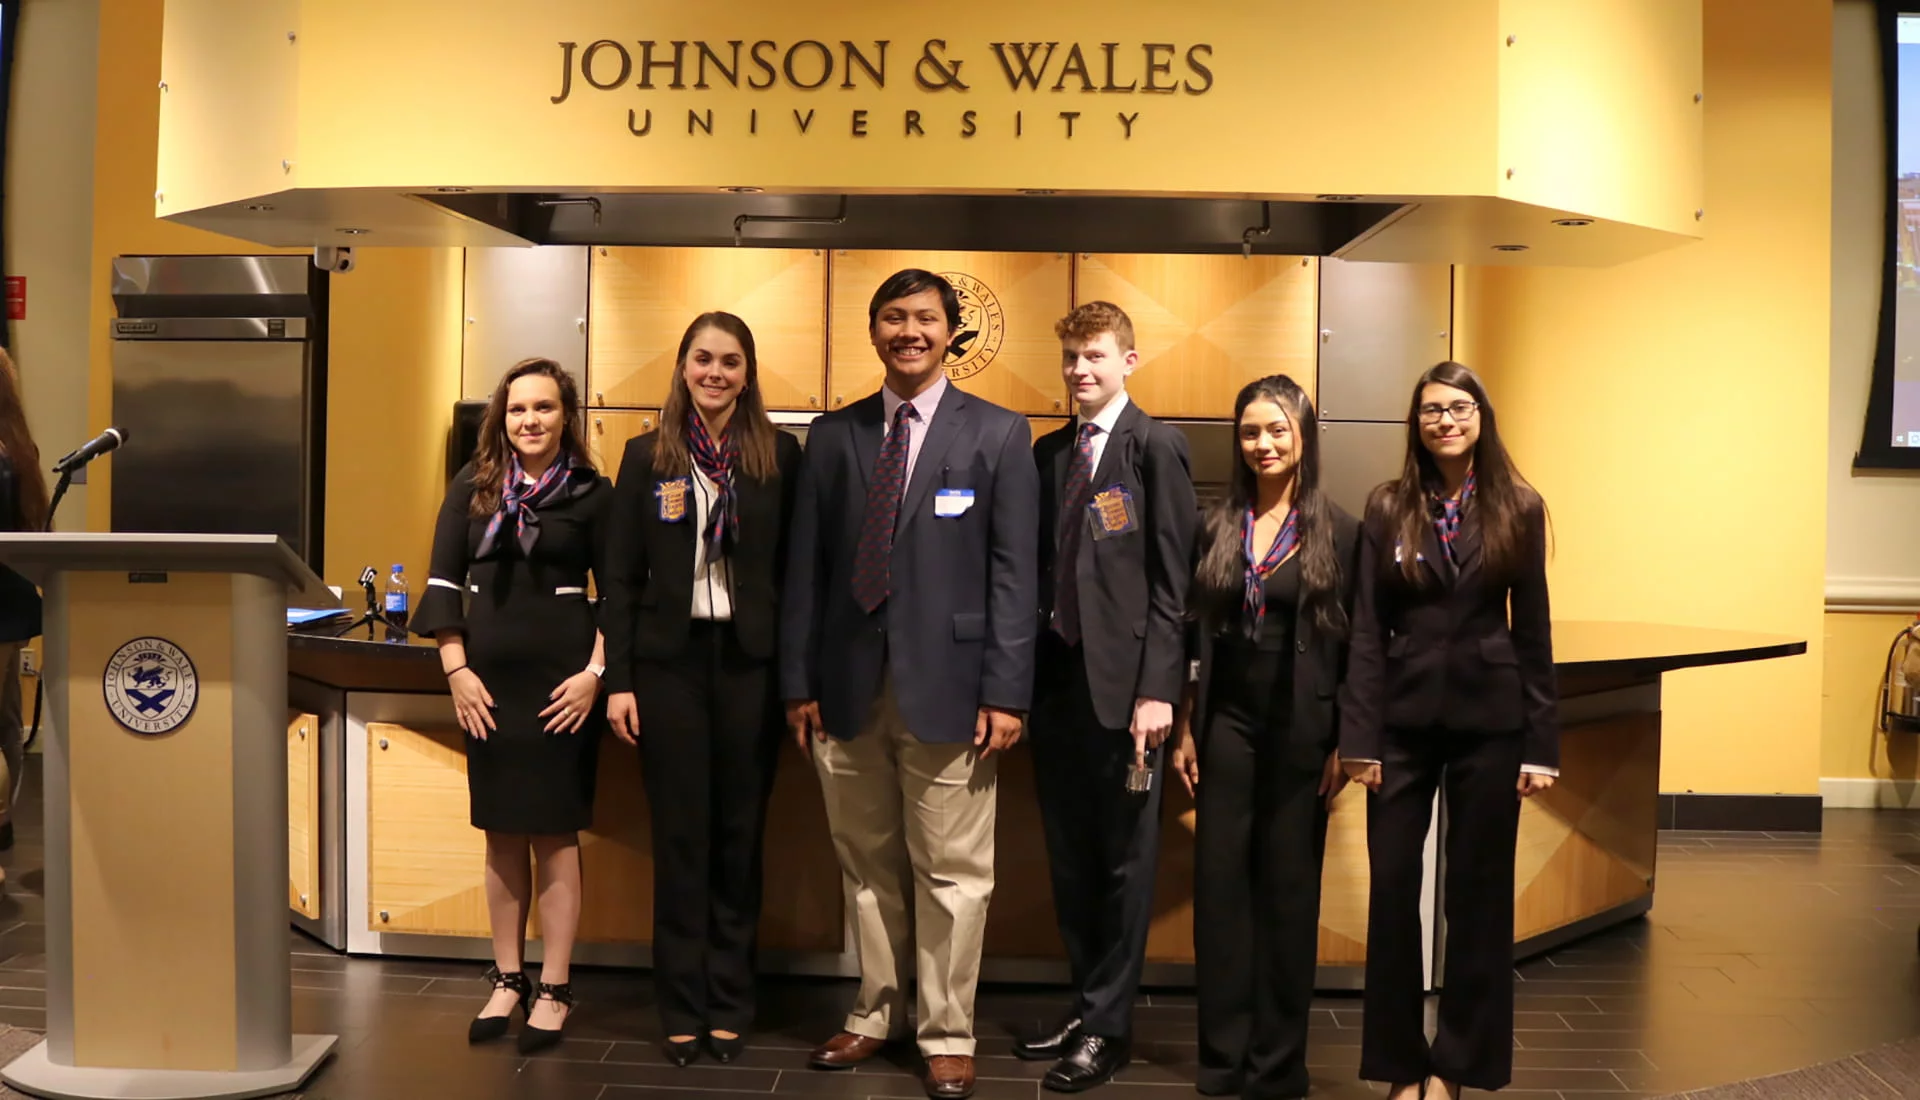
383, 564, 409, 642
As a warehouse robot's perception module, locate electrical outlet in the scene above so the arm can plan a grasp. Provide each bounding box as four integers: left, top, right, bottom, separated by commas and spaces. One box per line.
19, 649, 35, 676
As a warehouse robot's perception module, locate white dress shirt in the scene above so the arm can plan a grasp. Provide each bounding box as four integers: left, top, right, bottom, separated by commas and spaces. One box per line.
688, 465, 735, 622
1074, 391, 1131, 476
880, 373, 951, 487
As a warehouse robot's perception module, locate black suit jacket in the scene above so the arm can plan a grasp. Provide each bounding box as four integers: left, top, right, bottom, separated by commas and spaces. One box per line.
1034, 401, 1197, 730
1337, 494, 1558, 770
0, 455, 40, 644
1189, 506, 1361, 773
600, 429, 805, 694
780, 384, 1040, 745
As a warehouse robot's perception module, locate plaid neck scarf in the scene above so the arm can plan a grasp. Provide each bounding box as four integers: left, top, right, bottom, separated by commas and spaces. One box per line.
687, 412, 738, 562
1242, 506, 1300, 640
477, 451, 573, 559
1433, 470, 1477, 563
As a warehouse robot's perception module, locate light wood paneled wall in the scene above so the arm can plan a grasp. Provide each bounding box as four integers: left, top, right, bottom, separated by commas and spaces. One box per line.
585, 249, 1318, 421
588, 247, 828, 412
587, 408, 659, 482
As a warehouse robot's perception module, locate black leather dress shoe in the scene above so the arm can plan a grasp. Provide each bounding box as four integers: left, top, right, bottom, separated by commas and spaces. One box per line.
1043, 1033, 1130, 1092
1013, 1014, 1081, 1061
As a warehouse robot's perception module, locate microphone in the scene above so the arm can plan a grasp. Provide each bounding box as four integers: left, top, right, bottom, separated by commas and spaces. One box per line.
52, 427, 128, 475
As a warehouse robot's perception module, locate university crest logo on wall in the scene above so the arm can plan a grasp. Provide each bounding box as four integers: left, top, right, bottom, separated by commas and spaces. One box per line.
937, 272, 1005, 380
102, 638, 199, 736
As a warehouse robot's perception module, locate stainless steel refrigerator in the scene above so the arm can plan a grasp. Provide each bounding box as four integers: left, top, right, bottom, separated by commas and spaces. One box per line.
108, 255, 328, 573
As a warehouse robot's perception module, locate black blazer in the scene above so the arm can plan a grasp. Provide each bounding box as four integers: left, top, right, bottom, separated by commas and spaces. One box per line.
780, 384, 1040, 745
0, 455, 39, 644
1189, 506, 1361, 773
1336, 494, 1558, 770
600, 429, 804, 693
1034, 400, 1197, 730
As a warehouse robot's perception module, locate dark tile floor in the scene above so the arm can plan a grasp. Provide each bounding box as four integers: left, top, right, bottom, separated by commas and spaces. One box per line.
0, 761, 1917, 1100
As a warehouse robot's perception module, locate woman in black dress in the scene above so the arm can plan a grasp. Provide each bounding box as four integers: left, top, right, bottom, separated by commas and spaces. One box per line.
1339, 361, 1556, 1100
413, 357, 612, 1054
1170, 375, 1358, 1100
601, 312, 802, 1066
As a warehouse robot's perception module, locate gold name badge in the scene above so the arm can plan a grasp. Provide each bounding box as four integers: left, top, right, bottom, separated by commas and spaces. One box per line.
656, 478, 690, 523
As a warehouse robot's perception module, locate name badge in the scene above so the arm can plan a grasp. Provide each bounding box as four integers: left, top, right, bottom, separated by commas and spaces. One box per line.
655, 478, 690, 523
934, 488, 975, 517
1087, 485, 1138, 540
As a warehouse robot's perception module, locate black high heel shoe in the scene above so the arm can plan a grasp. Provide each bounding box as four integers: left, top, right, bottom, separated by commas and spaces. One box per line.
467, 966, 531, 1044
518, 981, 574, 1054
705, 1031, 746, 1064
663, 1036, 701, 1066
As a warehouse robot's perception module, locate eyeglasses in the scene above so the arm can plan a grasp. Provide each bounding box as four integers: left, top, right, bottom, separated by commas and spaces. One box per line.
1417, 400, 1479, 425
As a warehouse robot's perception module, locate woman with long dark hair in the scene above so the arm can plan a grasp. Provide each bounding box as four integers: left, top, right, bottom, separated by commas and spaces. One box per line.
413, 357, 611, 1053
1169, 374, 1359, 1100
1338, 361, 1557, 1100
0, 350, 45, 872
601, 312, 802, 1066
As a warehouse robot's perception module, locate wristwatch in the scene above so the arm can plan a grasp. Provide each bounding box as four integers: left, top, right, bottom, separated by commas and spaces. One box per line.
585, 663, 605, 679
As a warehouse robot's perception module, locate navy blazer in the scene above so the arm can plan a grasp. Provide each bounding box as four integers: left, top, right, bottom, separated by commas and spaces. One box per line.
1034, 400, 1196, 730
1337, 495, 1558, 770
780, 384, 1041, 745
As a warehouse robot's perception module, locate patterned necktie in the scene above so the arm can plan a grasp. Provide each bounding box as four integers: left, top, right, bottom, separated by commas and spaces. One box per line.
1243, 507, 1300, 640
851, 402, 918, 613
1434, 471, 1477, 563
1051, 422, 1099, 645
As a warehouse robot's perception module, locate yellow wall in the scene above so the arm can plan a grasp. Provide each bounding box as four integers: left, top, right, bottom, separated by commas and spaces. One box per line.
1464, 0, 1830, 794
88, 0, 461, 593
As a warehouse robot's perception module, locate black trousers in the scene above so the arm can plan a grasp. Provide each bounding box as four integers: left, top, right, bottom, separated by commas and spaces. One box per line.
1359, 727, 1524, 1090
633, 620, 780, 1037
1030, 645, 1165, 1039
1192, 706, 1328, 1100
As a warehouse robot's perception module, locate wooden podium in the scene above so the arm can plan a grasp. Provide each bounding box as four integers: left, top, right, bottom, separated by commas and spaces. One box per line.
0, 534, 338, 1100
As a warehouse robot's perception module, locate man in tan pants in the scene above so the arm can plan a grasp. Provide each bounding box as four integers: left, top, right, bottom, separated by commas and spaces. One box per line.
782, 269, 1041, 1100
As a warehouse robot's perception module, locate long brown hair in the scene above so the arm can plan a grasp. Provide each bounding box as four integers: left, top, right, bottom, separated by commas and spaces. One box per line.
1371, 360, 1543, 586
468, 358, 595, 518
0, 350, 48, 532
1191, 375, 1347, 637
651, 312, 780, 482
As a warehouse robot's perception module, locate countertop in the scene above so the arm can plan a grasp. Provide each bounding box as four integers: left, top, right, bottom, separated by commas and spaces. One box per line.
287, 620, 1806, 693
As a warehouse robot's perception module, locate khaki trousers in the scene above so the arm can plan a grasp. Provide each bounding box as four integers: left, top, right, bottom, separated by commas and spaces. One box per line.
811, 675, 997, 1057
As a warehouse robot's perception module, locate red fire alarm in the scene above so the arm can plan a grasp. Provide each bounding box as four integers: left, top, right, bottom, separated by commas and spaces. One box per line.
3, 277, 22, 322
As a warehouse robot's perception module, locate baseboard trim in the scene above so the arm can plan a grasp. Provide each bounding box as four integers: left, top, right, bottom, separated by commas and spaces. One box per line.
1820, 777, 1920, 809
1658, 792, 1824, 832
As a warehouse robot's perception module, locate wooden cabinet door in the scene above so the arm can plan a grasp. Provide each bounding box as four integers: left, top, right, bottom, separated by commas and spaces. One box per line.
1076, 253, 1319, 419
826, 250, 1072, 415
588, 247, 827, 412
288, 711, 320, 920
587, 409, 659, 483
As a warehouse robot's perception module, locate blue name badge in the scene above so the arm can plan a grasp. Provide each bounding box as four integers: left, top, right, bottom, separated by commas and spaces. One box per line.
934, 488, 976, 517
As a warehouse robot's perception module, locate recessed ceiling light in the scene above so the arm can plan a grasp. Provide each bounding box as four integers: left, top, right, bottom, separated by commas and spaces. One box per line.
337, 227, 370, 235
435, 186, 471, 194
243, 203, 275, 212
1551, 217, 1593, 227
723, 186, 763, 194
1491, 243, 1530, 252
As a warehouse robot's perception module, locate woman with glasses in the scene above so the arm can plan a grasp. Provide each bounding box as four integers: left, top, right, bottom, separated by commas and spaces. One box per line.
1338, 362, 1557, 1100
1169, 375, 1358, 1100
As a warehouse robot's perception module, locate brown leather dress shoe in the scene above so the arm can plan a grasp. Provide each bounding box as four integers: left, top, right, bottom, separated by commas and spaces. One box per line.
809, 1031, 888, 1069
925, 1054, 976, 1099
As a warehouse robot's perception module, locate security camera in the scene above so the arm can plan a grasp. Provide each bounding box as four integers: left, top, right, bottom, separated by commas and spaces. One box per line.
313, 246, 356, 274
